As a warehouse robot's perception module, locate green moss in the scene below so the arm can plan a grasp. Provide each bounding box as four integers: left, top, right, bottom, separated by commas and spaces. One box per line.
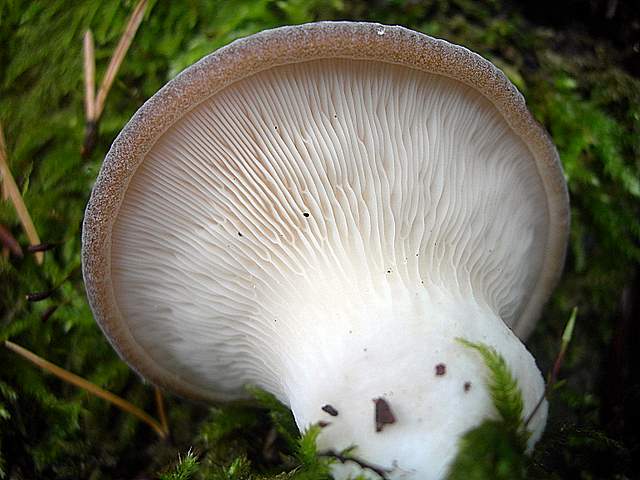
456, 339, 528, 440
1, 1, 638, 479
447, 420, 527, 480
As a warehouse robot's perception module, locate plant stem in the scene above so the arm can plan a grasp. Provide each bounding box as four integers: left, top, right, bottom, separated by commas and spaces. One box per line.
83, 30, 96, 122
525, 307, 578, 427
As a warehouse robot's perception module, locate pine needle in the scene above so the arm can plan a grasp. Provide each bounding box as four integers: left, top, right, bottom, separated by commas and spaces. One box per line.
3, 340, 168, 439
154, 386, 169, 437
93, 0, 147, 120
0, 124, 43, 264
82, 1, 147, 156
83, 30, 96, 122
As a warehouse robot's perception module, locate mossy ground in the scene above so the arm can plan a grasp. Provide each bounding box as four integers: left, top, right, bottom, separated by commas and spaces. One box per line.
1, 1, 638, 478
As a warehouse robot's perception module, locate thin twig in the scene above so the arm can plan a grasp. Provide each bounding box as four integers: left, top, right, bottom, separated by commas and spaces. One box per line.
94, 0, 147, 120
4, 340, 167, 439
154, 386, 169, 437
25, 290, 54, 302
83, 30, 96, 122
320, 449, 391, 479
24, 265, 81, 305
26, 242, 57, 253
0, 124, 43, 264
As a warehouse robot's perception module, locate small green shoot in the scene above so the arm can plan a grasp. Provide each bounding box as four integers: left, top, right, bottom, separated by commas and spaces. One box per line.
526, 307, 578, 426
562, 307, 578, 347
159, 449, 200, 480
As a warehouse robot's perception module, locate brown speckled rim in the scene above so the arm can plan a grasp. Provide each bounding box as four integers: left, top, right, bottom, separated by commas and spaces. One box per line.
82, 21, 570, 403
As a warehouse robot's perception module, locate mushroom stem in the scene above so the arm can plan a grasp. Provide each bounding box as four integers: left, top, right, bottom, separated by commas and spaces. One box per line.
281, 283, 546, 479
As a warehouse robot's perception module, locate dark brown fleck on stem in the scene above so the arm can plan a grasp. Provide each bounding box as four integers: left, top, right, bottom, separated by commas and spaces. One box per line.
373, 397, 396, 432
322, 404, 339, 416
464, 381, 471, 392
435, 363, 446, 376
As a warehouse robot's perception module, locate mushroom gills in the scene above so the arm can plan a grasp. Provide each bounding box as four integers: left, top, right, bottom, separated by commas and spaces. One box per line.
108, 58, 551, 478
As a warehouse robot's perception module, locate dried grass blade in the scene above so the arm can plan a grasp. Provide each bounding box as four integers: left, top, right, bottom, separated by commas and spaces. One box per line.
154, 386, 169, 436
0, 124, 43, 264
94, 0, 147, 119
4, 340, 167, 439
83, 30, 96, 122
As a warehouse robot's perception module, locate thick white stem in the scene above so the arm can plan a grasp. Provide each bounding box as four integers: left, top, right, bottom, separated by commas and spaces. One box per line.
281, 283, 547, 480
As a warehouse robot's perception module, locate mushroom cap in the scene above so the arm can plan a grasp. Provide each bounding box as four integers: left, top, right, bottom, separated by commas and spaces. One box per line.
82, 21, 569, 404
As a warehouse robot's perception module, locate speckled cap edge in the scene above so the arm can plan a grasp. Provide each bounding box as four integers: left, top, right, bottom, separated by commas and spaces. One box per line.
81, 21, 570, 403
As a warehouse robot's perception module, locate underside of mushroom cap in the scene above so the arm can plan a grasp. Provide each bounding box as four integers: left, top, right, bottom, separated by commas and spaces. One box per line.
82, 21, 569, 404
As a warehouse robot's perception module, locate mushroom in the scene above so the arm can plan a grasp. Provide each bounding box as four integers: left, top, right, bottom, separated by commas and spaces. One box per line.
82, 22, 569, 480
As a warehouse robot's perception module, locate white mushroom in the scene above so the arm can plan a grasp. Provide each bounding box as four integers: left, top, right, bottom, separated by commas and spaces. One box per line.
82, 22, 569, 480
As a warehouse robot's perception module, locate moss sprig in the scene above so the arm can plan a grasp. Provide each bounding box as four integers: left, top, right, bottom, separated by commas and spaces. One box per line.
447, 339, 529, 479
